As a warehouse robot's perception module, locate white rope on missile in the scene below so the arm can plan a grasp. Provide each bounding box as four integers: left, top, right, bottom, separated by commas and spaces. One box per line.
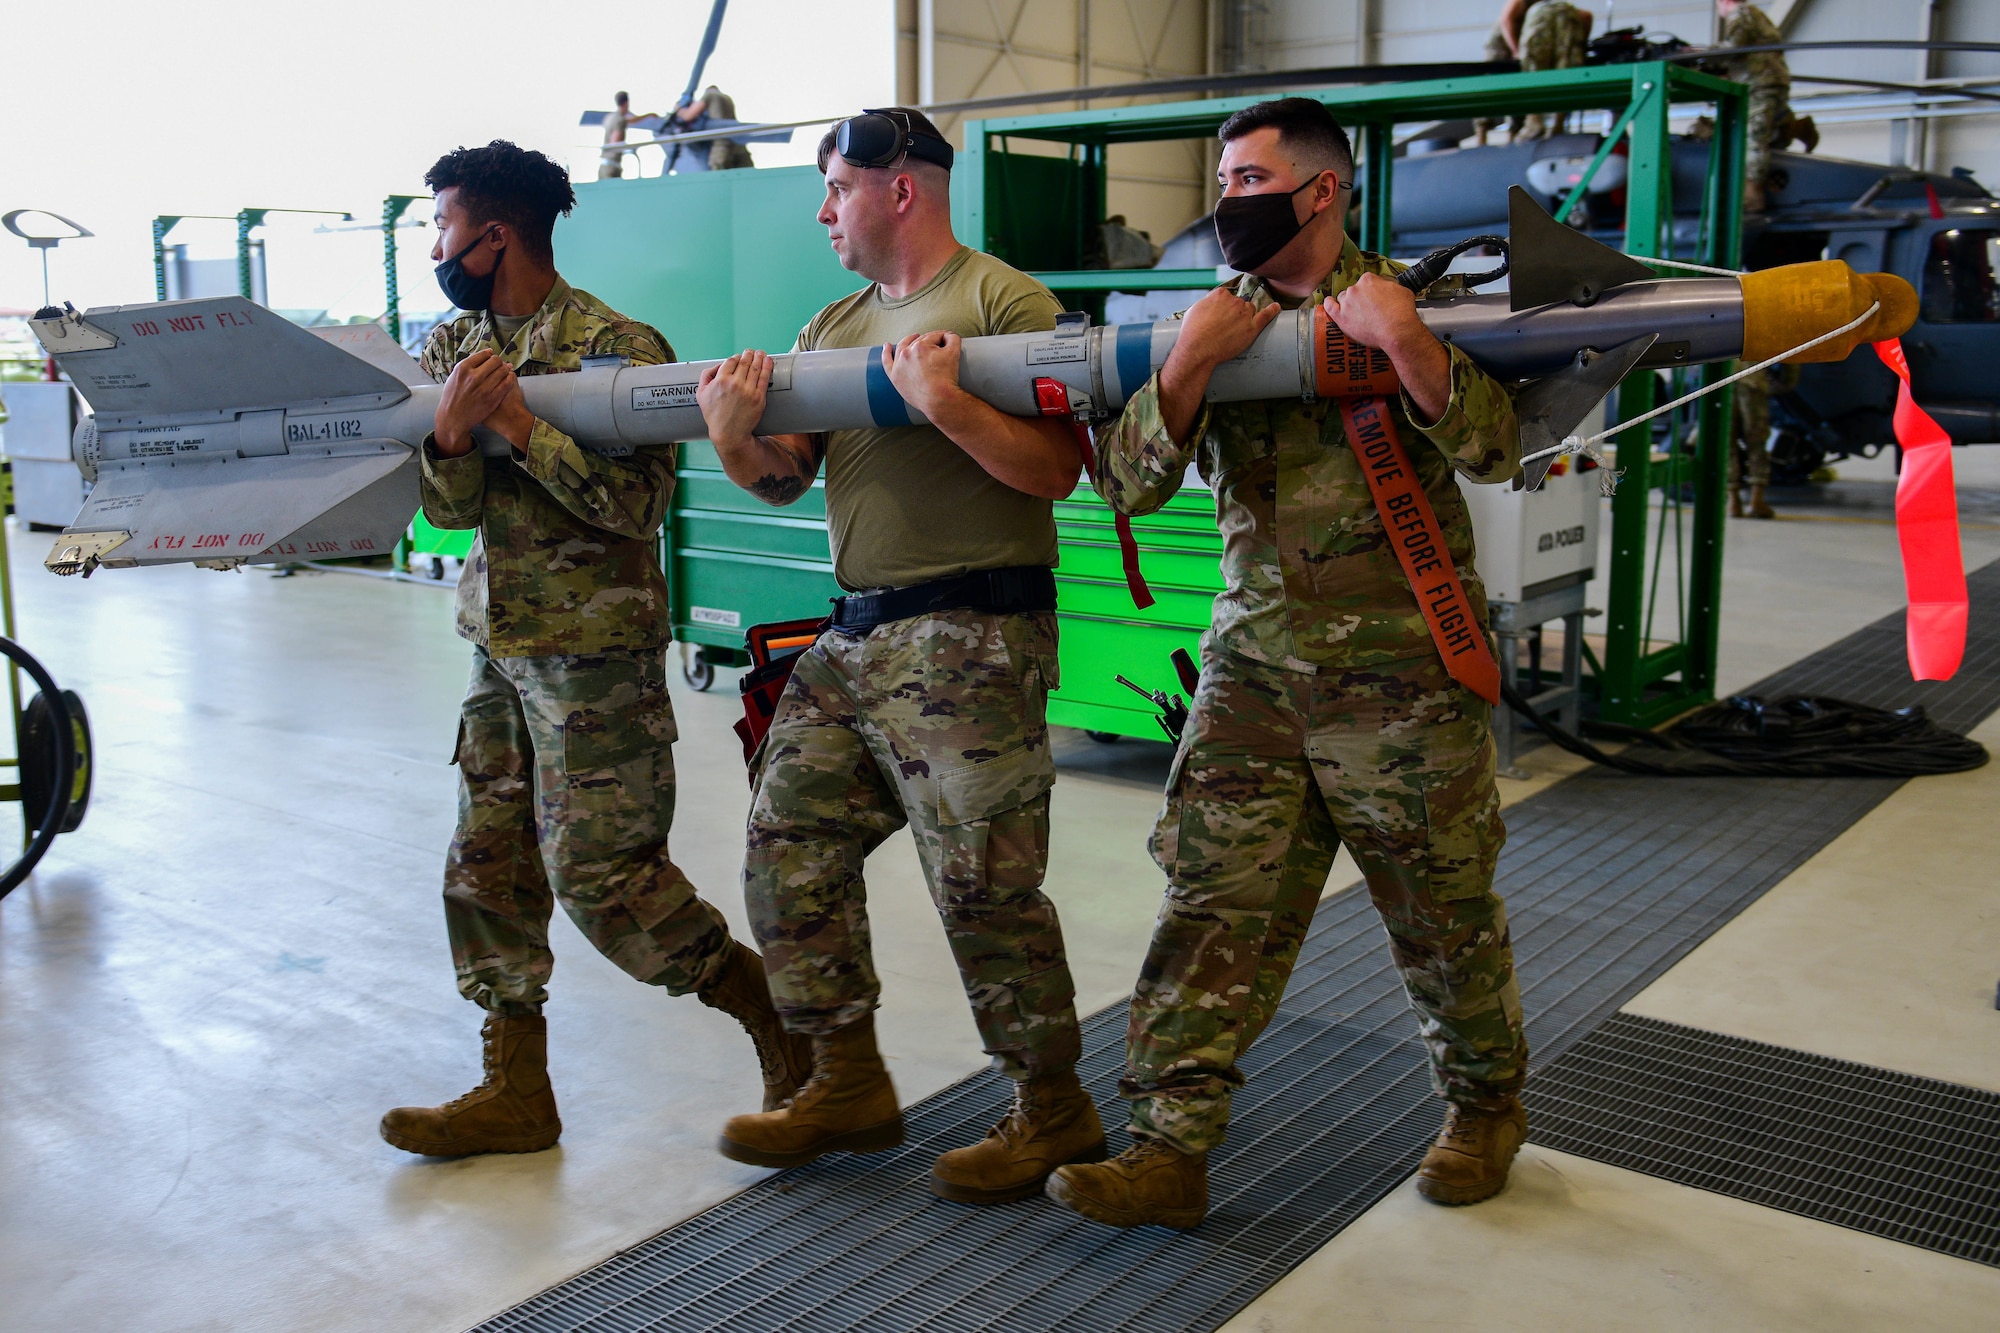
1639, 255, 1746, 277
1518, 300, 1882, 496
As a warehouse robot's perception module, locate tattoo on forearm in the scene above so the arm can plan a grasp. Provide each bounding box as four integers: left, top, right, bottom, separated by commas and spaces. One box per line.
750, 472, 808, 504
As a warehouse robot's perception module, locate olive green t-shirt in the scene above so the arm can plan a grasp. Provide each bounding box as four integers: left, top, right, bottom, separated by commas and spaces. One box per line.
798, 245, 1065, 591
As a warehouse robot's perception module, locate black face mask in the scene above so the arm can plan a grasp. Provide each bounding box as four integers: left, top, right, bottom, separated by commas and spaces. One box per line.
1212, 176, 1337, 272
435, 228, 501, 311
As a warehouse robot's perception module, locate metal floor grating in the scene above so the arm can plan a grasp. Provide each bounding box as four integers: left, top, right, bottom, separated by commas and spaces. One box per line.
475, 561, 2000, 1333
1529, 1013, 2000, 1265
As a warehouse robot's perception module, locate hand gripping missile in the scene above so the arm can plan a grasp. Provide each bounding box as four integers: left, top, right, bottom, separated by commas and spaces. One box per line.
34, 188, 1914, 576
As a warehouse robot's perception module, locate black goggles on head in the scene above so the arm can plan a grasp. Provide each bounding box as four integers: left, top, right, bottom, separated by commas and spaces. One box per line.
834, 109, 954, 173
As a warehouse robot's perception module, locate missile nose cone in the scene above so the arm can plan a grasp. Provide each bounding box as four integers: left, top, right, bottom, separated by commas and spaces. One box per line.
1740, 260, 1918, 365
1858, 271, 1919, 344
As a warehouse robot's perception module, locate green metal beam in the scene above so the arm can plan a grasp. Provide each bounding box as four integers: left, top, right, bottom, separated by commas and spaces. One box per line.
1033, 267, 1219, 291
1599, 69, 1674, 722
151, 214, 238, 301
1552, 88, 1650, 224
1358, 121, 1393, 254
236, 209, 270, 299
1684, 80, 1748, 705
151, 216, 180, 302
967, 63, 1741, 146
381, 195, 426, 344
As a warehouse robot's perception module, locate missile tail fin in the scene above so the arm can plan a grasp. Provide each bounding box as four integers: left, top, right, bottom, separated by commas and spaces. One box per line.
310, 323, 433, 388
1515, 332, 1657, 491
48, 443, 414, 574
31, 297, 409, 419
1506, 185, 1657, 313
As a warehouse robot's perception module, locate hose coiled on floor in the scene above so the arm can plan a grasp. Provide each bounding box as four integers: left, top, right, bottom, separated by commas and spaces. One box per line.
1502, 685, 1989, 778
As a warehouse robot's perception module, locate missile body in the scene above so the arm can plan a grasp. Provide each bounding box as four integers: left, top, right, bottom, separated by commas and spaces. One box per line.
33, 225, 1914, 576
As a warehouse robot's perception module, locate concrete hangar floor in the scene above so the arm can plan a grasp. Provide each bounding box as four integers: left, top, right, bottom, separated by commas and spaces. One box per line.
4, 452, 2000, 1333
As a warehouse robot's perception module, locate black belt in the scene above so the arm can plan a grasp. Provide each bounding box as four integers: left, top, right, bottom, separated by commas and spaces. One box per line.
829, 565, 1057, 632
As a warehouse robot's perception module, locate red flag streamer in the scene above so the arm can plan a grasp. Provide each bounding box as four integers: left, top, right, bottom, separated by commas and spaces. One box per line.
1875, 338, 1966, 680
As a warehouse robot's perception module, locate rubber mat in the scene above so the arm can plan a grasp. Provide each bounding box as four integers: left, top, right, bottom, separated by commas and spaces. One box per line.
477, 561, 2000, 1333
1530, 1013, 2000, 1265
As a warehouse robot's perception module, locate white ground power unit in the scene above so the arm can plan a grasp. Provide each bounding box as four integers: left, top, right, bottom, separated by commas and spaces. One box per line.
0, 382, 87, 529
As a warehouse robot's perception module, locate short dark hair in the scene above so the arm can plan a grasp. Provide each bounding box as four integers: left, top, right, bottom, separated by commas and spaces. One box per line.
615, 90, 629, 104
424, 140, 575, 263
816, 106, 950, 174
1218, 98, 1354, 184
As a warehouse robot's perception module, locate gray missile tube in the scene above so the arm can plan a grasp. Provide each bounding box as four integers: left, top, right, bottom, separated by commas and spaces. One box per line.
511, 278, 1744, 454
1418, 279, 1745, 379
72, 280, 1752, 473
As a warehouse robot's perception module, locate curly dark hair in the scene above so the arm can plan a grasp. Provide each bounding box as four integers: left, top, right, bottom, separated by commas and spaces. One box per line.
424, 140, 575, 262
1218, 98, 1354, 184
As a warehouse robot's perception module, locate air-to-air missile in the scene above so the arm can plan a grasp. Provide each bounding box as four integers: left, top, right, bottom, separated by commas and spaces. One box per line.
33, 188, 1914, 576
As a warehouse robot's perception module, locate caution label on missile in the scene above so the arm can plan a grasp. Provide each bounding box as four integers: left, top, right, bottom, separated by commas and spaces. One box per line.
633, 383, 700, 411
1026, 339, 1089, 365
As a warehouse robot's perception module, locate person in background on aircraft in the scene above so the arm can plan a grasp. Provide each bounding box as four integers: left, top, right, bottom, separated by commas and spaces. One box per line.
378, 139, 808, 1160
599, 91, 656, 180
1705, 0, 1792, 216
1474, 0, 1533, 144
1044, 98, 1529, 1231
694, 107, 1103, 1208
1515, 1, 1594, 140
669, 85, 754, 172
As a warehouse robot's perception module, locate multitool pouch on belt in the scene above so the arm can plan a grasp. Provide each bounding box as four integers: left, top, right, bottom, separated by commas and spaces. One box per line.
733, 617, 829, 766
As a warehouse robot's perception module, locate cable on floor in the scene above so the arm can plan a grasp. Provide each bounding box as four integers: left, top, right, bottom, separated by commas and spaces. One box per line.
1502, 684, 1990, 778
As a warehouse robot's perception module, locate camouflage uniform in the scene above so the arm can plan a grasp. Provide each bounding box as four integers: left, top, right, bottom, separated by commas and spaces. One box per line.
701, 88, 755, 171
1091, 240, 1529, 1154
1710, 5, 1790, 205
1517, 0, 1590, 141
1474, 21, 1522, 141
420, 279, 734, 1014
746, 609, 1080, 1078
1729, 359, 1774, 489
598, 108, 633, 180
1729, 360, 1800, 489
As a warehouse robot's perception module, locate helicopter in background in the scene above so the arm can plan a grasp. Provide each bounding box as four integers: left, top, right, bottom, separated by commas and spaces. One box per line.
1118, 134, 1995, 486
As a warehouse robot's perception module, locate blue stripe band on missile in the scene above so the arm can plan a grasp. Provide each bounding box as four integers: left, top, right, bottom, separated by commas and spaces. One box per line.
864, 347, 912, 427
1115, 322, 1154, 400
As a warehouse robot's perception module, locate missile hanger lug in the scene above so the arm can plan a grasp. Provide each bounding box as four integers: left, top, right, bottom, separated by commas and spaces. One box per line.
44, 531, 132, 578
28, 306, 119, 352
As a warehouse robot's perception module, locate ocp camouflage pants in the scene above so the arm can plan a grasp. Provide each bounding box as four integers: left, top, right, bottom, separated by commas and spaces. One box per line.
1731, 361, 1773, 488
1517, 0, 1589, 141
1123, 647, 1528, 1154
744, 609, 1082, 1080
444, 647, 734, 1016
1745, 83, 1790, 202
1474, 26, 1523, 138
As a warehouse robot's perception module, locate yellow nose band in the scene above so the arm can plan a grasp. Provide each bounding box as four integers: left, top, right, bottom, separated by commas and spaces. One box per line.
1739, 260, 1918, 364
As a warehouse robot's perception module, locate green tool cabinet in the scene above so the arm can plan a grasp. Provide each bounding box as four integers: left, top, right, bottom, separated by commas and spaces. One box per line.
1048, 486, 1221, 736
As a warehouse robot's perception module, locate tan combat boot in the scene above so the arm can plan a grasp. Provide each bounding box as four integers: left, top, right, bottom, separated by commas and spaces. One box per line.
931, 1066, 1108, 1204
716, 1012, 904, 1168
1729, 486, 1746, 518
1414, 1097, 1528, 1205
698, 940, 815, 1111
1749, 484, 1775, 519
1044, 1137, 1208, 1230
379, 1013, 561, 1157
